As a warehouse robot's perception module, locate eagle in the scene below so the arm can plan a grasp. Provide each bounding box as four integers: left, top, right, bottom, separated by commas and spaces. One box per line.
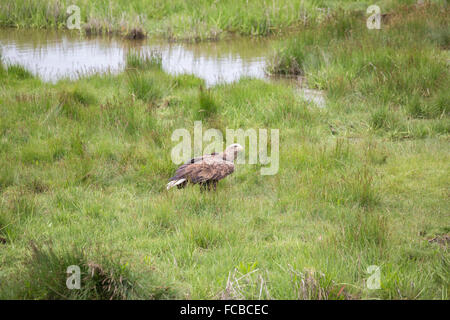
167, 144, 244, 191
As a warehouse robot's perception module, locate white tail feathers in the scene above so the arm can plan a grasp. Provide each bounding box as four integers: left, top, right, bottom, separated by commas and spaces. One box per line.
166, 179, 186, 190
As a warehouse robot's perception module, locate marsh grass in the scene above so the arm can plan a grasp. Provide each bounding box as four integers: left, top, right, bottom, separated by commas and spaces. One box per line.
0, 0, 403, 41
126, 50, 162, 71
266, 38, 306, 75
269, 2, 449, 139
127, 71, 163, 104
59, 85, 97, 107
288, 267, 351, 300
11, 242, 177, 299
370, 107, 399, 130
197, 86, 218, 120
0, 2, 449, 300
6, 63, 34, 79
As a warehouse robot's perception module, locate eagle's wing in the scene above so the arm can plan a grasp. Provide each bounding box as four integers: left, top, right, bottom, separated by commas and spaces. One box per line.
169, 160, 234, 184
184, 152, 219, 164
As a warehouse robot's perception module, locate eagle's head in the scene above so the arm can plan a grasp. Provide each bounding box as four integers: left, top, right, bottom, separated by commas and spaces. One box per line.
224, 143, 244, 162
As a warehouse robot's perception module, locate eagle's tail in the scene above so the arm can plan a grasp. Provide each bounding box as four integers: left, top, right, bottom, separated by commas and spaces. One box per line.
166, 179, 187, 190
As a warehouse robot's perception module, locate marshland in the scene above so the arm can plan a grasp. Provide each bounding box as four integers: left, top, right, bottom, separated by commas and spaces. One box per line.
0, 0, 448, 300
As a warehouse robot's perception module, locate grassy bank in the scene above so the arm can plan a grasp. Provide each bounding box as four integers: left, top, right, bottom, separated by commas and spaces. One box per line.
0, 3, 449, 300
267, 2, 449, 138
0, 0, 431, 41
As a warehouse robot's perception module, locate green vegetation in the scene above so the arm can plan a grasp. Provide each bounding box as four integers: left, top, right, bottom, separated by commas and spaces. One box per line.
0, 2, 449, 300
126, 50, 162, 71
197, 87, 219, 120
0, 0, 432, 41
5, 242, 177, 299
267, 2, 449, 138
4, 63, 35, 80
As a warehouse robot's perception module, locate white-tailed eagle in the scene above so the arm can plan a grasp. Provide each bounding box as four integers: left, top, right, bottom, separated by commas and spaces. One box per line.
167, 144, 244, 191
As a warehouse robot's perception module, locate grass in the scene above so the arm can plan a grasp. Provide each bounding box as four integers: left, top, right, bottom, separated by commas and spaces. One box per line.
126, 50, 162, 71
0, 2, 449, 300
197, 86, 219, 120
127, 71, 163, 104
0, 0, 429, 41
267, 1, 449, 138
3, 242, 177, 299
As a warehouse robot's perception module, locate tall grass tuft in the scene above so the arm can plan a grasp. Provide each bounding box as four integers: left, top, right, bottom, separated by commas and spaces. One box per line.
349, 168, 379, 209
197, 86, 218, 119
59, 86, 97, 106
0, 212, 10, 244
127, 71, 163, 104
0, 164, 15, 191
126, 50, 162, 71
15, 243, 177, 300
266, 38, 305, 75
0, 53, 5, 78
370, 108, 399, 131
268, 2, 449, 137
6, 64, 34, 79
185, 222, 226, 250
0, 1, 448, 300
289, 267, 352, 300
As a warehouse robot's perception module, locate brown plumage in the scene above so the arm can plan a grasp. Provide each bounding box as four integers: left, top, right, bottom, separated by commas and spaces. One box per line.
167, 144, 244, 191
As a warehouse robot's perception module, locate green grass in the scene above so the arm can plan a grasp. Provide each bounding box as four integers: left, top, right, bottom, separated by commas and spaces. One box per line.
0, 0, 430, 41
1, 241, 177, 299
127, 71, 163, 104
0, 3, 449, 300
197, 86, 219, 120
126, 50, 162, 71
6, 63, 35, 79
268, 2, 449, 138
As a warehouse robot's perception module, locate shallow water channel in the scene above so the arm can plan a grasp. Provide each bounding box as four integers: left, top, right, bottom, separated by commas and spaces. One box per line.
0, 29, 278, 86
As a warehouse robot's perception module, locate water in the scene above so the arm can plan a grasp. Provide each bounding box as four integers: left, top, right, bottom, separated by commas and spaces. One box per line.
0, 29, 275, 86
0, 29, 326, 107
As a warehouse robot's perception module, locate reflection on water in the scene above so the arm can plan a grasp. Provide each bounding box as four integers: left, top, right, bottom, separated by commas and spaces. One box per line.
0, 29, 276, 85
